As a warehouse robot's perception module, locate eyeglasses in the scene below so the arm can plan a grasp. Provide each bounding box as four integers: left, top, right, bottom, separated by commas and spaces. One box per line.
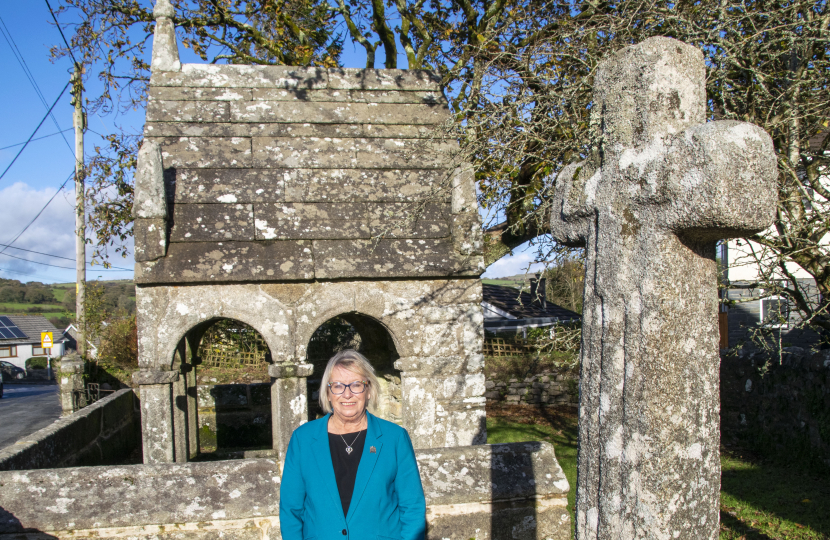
328, 381, 368, 395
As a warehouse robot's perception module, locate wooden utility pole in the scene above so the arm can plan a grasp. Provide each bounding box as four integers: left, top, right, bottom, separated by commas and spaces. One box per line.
71, 62, 86, 358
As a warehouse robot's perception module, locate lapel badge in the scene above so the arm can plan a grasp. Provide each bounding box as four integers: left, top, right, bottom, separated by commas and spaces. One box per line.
370, 446, 376, 454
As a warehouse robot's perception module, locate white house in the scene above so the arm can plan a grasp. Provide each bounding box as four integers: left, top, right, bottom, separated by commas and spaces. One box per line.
0, 315, 67, 372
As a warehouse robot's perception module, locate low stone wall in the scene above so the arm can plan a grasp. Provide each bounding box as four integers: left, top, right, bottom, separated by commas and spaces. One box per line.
721, 348, 830, 469
0, 442, 570, 540
0, 389, 140, 471
484, 371, 579, 406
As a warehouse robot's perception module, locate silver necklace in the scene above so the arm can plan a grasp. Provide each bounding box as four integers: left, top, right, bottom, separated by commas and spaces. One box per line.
340, 430, 363, 455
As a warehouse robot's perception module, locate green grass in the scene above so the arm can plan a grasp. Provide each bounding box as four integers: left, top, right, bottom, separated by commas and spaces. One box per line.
0, 302, 62, 310
482, 279, 524, 288
485, 404, 830, 540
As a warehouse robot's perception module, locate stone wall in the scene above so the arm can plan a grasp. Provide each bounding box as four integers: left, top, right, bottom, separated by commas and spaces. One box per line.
0, 442, 569, 540
721, 348, 830, 470
484, 370, 579, 406
0, 389, 139, 470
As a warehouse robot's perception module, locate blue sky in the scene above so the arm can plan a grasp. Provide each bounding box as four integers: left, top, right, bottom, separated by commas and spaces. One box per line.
0, 2, 542, 284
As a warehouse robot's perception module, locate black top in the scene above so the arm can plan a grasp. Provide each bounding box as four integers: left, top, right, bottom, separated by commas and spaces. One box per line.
328, 429, 366, 516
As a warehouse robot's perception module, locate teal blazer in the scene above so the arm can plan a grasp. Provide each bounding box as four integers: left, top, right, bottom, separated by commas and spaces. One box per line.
279, 412, 426, 540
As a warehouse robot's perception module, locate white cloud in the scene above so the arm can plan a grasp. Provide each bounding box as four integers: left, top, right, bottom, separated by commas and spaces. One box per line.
0, 182, 133, 284
482, 246, 547, 279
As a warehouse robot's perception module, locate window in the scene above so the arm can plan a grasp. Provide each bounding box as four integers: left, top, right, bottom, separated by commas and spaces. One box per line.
32, 346, 51, 356
760, 296, 789, 328
0, 345, 17, 358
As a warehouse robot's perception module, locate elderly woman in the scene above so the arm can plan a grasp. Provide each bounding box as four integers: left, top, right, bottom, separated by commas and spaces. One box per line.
280, 350, 426, 540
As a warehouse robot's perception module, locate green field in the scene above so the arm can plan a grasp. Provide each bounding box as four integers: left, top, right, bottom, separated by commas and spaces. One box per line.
0, 302, 63, 310
482, 278, 524, 288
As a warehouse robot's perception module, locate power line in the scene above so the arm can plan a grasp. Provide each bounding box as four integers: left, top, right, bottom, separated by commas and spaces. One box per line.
0, 128, 73, 152
0, 81, 71, 184
0, 243, 132, 272
44, 0, 79, 65
0, 15, 74, 156
0, 171, 73, 257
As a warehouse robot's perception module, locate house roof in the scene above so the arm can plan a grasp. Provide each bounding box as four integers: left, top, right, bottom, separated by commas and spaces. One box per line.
0, 315, 66, 346
482, 284, 581, 322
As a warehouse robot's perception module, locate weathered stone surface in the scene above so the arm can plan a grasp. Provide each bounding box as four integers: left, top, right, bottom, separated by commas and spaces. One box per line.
254, 202, 372, 240
0, 459, 280, 534
268, 363, 314, 379
250, 202, 449, 240
150, 0, 180, 72
153, 136, 253, 168
135, 240, 314, 284
173, 169, 284, 204
312, 238, 483, 279
133, 140, 168, 219
252, 137, 451, 169
251, 87, 446, 104
150, 86, 253, 101
0, 390, 137, 471
232, 101, 448, 125
132, 370, 180, 385
549, 37, 777, 540
170, 203, 255, 242
146, 121, 364, 139
328, 68, 442, 91
151, 63, 329, 89
271, 375, 309, 458
146, 100, 230, 123
0, 442, 569, 539
451, 213, 484, 255
133, 218, 168, 261
283, 168, 450, 202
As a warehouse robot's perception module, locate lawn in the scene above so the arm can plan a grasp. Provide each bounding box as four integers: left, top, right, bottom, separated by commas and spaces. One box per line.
485, 403, 830, 540
0, 302, 63, 310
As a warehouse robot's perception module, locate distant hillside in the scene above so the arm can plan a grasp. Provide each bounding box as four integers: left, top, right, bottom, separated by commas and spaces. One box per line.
482, 273, 539, 289
0, 278, 135, 328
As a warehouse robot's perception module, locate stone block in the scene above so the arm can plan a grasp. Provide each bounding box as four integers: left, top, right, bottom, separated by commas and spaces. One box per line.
134, 218, 169, 262
151, 63, 329, 89
0, 459, 281, 532
133, 370, 180, 385
173, 168, 284, 204
327, 68, 442, 91
101, 389, 137, 433
451, 213, 484, 255
283, 168, 449, 203
146, 100, 230, 123
268, 363, 314, 379
170, 203, 255, 242
252, 137, 449, 169
312, 238, 482, 279
152, 136, 253, 168
253, 202, 371, 240
250, 88, 445, 105
149, 86, 253, 101
133, 140, 168, 219
232, 101, 447, 125
135, 240, 315, 284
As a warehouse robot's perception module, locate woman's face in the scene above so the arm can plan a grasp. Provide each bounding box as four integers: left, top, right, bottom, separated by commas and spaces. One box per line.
328, 365, 368, 423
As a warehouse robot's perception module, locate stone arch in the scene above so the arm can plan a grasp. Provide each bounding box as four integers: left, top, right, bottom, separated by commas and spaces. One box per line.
305, 311, 402, 424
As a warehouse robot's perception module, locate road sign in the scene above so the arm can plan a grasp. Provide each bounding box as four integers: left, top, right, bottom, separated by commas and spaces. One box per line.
41, 332, 53, 349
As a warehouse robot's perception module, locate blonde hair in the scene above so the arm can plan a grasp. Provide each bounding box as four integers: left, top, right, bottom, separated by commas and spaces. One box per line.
319, 350, 379, 414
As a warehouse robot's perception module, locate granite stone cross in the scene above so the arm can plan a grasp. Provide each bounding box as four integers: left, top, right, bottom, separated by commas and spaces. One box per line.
550, 37, 778, 540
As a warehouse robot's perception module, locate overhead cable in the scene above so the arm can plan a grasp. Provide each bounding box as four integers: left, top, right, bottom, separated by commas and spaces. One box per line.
0, 15, 74, 155
0, 242, 132, 272
44, 0, 79, 65
0, 81, 71, 183
0, 170, 73, 256
0, 128, 73, 152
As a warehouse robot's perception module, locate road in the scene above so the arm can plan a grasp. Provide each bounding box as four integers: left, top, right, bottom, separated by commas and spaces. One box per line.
0, 384, 62, 449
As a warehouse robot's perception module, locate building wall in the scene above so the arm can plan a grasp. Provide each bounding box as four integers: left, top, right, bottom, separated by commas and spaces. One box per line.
1, 343, 65, 373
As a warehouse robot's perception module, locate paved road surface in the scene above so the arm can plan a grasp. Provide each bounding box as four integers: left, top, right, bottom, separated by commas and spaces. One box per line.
0, 384, 61, 449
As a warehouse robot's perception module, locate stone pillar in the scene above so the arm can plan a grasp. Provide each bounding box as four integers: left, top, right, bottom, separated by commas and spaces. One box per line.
186, 337, 200, 460
269, 363, 313, 459
58, 353, 84, 416
396, 355, 487, 449
133, 370, 180, 464
172, 341, 190, 463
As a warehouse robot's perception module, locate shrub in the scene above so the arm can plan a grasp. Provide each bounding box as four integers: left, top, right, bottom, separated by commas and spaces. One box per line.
96, 314, 138, 369
25, 357, 49, 370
